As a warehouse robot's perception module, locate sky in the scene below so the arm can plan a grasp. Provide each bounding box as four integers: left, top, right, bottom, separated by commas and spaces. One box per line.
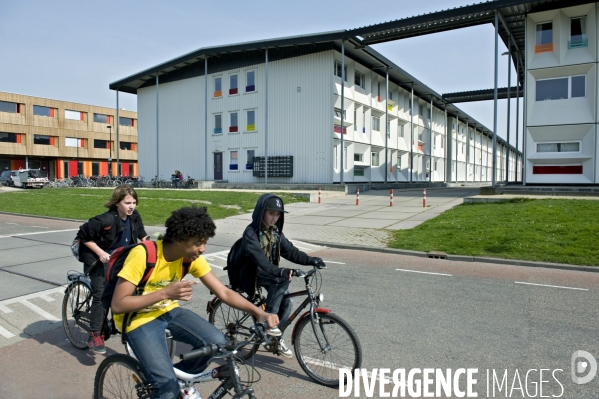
0, 0, 522, 149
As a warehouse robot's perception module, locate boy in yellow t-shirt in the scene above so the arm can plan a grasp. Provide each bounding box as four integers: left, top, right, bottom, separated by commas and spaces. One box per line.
111, 206, 278, 399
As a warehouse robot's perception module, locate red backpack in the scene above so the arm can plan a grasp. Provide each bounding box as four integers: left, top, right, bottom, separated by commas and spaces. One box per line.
101, 241, 191, 339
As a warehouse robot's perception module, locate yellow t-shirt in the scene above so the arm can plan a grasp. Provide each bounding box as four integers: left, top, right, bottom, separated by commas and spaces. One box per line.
113, 240, 211, 333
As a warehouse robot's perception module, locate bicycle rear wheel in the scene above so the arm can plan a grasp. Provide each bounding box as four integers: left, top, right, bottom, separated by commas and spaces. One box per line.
62, 281, 92, 349
208, 298, 259, 361
94, 354, 151, 399
294, 312, 362, 387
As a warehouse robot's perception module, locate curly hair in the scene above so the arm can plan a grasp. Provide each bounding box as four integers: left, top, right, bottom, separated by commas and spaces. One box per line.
104, 185, 139, 210
162, 206, 216, 243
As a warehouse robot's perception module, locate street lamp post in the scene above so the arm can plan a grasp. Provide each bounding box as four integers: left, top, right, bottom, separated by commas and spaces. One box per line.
107, 125, 112, 176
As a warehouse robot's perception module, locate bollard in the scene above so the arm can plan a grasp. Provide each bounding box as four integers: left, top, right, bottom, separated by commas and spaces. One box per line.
390, 189, 394, 207
318, 187, 321, 204
356, 188, 360, 206
423, 188, 427, 207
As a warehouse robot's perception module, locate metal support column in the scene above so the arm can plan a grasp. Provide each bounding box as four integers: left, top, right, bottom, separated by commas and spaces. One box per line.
156, 74, 159, 180
265, 48, 269, 185
465, 119, 469, 182
444, 104, 447, 182
473, 126, 477, 181
410, 84, 414, 183
116, 90, 119, 177
506, 38, 511, 183
429, 97, 433, 183
492, 11, 499, 187
204, 57, 208, 181
340, 41, 345, 185
385, 69, 389, 183
455, 112, 459, 183
515, 54, 520, 182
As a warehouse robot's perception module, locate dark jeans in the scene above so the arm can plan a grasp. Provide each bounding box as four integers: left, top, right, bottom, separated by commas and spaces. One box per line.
84, 261, 105, 332
257, 269, 292, 332
127, 307, 226, 399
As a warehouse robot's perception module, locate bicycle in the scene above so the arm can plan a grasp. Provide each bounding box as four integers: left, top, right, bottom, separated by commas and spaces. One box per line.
93, 322, 270, 399
62, 270, 176, 355
207, 263, 362, 387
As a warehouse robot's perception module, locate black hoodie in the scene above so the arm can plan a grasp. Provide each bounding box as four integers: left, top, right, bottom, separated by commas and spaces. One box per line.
237, 193, 311, 298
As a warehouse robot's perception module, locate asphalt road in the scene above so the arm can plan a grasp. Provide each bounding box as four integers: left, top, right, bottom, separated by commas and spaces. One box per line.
0, 214, 598, 398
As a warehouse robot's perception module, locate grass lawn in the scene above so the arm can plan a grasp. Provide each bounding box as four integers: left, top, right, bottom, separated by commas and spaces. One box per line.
389, 198, 599, 266
0, 188, 308, 226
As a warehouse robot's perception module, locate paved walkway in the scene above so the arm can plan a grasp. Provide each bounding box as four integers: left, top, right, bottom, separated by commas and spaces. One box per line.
215, 187, 479, 248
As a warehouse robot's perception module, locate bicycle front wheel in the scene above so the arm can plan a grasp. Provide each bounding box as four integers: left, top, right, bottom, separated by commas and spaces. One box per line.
94, 354, 151, 399
294, 312, 362, 387
208, 298, 258, 361
62, 281, 92, 349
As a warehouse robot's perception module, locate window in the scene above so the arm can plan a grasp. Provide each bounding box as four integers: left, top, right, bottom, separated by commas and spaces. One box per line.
94, 139, 110, 149
462, 144, 465, 154
570, 17, 587, 48
120, 142, 133, 150
354, 153, 363, 162
33, 105, 55, 117
535, 22, 553, 53
334, 61, 347, 81
536, 76, 585, 101
388, 91, 393, 101
537, 142, 580, 153
399, 124, 404, 138
398, 156, 401, 169
230, 112, 238, 133
246, 149, 255, 170
0, 100, 18, 113
65, 137, 83, 147
371, 152, 379, 166
246, 71, 255, 92
214, 77, 222, 97
344, 146, 347, 170
434, 160, 438, 172
0, 132, 18, 143
354, 110, 357, 131
372, 116, 380, 131
119, 117, 134, 127
214, 114, 222, 134
334, 146, 338, 169
354, 169, 364, 177
354, 71, 365, 88
419, 104, 423, 116
229, 151, 238, 170
334, 108, 346, 120
93, 113, 111, 123
34, 135, 52, 145
92, 162, 99, 176
246, 110, 255, 131
229, 74, 238, 95
65, 110, 84, 121
441, 137, 444, 149
377, 82, 381, 101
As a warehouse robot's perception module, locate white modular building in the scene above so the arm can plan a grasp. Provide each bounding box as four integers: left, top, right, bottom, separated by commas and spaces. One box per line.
525, 2, 599, 184
110, 34, 520, 185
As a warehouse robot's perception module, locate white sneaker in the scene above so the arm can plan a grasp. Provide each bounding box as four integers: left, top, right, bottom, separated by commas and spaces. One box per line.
266, 327, 282, 337
277, 338, 293, 358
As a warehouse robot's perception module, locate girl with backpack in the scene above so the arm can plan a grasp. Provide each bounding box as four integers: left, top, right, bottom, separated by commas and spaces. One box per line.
76, 185, 149, 354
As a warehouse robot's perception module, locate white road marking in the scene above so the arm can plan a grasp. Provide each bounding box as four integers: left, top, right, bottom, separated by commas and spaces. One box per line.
39, 295, 55, 302
0, 325, 15, 339
515, 281, 588, 291
395, 268, 452, 277
0, 287, 65, 313
303, 357, 378, 381
213, 255, 228, 261
293, 241, 322, 248
0, 228, 79, 239
207, 262, 224, 270
5, 223, 18, 225
18, 300, 60, 321
294, 245, 312, 251
323, 261, 345, 265
31, 226, 49, 229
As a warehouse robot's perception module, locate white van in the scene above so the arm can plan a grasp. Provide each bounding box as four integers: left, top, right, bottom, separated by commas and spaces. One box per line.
13, 169, 49, 188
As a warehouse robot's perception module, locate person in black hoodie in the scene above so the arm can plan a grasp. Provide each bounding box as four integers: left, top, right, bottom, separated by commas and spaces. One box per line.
237, 193, 324, 358
76, 185, 149, 354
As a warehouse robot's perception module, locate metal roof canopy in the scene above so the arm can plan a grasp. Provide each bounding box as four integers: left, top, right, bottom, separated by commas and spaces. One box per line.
443, 86, 523, 103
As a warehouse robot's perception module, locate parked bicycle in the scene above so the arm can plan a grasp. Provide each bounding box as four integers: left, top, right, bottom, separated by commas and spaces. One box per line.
61, 270, 175, 355
93, 322, 270, 399
207, 263, 362, 387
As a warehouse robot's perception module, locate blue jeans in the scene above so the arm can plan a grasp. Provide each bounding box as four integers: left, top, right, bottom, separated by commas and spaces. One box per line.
257, 270, 293, 332
126, 307, 226, 399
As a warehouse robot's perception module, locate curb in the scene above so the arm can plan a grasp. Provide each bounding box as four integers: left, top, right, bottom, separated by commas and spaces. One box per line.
0, 211, 86, 224
301, 240, 599, 274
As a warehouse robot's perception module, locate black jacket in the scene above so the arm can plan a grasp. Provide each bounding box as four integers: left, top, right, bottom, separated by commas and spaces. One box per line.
238, 193, 311, 298
77, 209, 147, 270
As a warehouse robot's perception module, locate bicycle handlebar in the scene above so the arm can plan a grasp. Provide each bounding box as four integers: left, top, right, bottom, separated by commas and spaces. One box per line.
179, 322, 268, 361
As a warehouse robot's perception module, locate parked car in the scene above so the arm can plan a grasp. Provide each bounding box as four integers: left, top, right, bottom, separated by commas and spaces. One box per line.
12, 169, 49, 188
0, 170, 17, 187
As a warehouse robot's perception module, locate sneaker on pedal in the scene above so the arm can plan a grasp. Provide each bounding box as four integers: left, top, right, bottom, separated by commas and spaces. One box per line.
88, 332, 106, 354
277, 338, 293, 358
266, 327, 282, 337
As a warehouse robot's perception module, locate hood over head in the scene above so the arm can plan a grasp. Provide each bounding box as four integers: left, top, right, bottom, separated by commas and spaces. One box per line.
251, 193, 286, 232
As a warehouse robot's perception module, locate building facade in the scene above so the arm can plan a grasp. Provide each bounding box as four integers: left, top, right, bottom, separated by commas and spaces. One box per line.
112, 37, 520, 185
526, 3, 599, 184
0, 92, 138, 179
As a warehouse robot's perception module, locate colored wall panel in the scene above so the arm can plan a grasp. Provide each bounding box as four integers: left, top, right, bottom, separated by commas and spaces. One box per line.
11, 159, 26, 170
533, 165, 583, 174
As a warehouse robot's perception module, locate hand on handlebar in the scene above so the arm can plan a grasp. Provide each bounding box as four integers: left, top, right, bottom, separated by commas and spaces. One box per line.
293, 269, 307, 278
310, 257, 327, 269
